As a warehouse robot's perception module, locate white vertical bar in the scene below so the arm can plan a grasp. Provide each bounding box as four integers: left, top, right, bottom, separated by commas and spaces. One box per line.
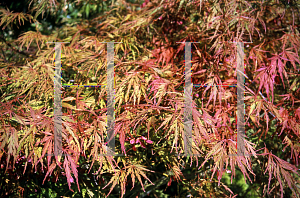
236, 42, 247, 156
184, 42, 193, 156
46, 42, 69, 157
176, 41, 200, 157
106, 42, 115, 156
54, 43, 63, 156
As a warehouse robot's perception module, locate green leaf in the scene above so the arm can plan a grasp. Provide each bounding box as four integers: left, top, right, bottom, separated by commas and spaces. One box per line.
177, 0, 185, 13
82, 188, 86, 198
86, 4, 90, 18
87, 188, 94, 197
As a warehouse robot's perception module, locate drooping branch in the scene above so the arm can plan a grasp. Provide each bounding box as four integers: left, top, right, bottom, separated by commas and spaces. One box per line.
0, 35, 37, 59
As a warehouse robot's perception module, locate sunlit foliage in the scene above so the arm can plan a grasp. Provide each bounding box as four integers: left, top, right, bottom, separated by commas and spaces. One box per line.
0, 0, 300, 197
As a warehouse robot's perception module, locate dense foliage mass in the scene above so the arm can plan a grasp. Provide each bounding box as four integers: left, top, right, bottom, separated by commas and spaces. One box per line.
0, 0, 300, 197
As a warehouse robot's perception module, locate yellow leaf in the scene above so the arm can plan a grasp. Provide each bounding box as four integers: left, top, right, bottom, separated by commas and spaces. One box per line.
62, 97, 76, 102
196, 48, 202, 58
249, 102, 256, 116
107, 33, 114, 39
123, 14, 131, 22
62, 116, 76, 123
63, 122, 81, 150
62, 102, 76, 110
250, 115, 256, 123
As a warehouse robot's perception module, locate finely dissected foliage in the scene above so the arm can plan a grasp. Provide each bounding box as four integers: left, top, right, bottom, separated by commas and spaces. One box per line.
0, 0, 300, 197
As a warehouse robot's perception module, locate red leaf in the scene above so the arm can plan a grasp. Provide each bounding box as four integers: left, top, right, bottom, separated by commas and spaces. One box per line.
274, 75, 281, 85
117, 123, 126, 155
130, 139, 135, 144
140, 136, 147, 140
255, 67, 267, 72
63, 157, 74, 192
146, 140, 153, 144
42, 163, 56, 185
132, 145, 137, 151
167, 177, 172, 186
139, 140, 146, 148
67, 155, 80, 192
